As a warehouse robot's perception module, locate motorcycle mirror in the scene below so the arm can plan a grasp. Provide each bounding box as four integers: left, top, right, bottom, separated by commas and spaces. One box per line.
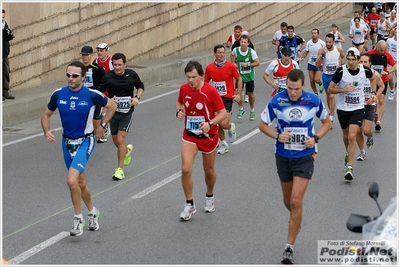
347, 213, 372, 233
368, 182, 383, 215
368, 182, 379, 199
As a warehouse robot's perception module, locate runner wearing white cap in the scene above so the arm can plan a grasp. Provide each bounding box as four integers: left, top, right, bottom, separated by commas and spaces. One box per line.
327, 47, 377, 182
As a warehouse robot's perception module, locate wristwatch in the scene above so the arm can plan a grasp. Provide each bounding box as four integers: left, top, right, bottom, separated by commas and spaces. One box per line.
313, 135, 320, 143
100, 122, 107, 129
208, 121, 214, 127
276, 134, 279, 141
135, 95, 141, 100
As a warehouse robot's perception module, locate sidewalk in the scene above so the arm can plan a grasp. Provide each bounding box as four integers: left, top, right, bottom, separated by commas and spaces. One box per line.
2, 15, 353, 127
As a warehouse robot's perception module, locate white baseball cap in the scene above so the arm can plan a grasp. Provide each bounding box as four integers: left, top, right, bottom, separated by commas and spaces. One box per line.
96, 43, 109, 50
346, 47, 360, 57
241, 30, 250, 37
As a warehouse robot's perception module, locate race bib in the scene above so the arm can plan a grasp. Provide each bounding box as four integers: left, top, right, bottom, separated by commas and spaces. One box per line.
83, 69, 94, 88
186, 116, 205, 135
283, 127, 308, 151
276, 77, 287, 93
310, 56, 317, 64
364, 84, 372, 100
66, 138, 84, 157
213, 81, 227, 96
240, 64, 252, 74
116, 96, 131, 113
325, 63, 338, 74
372, 65, 384, 74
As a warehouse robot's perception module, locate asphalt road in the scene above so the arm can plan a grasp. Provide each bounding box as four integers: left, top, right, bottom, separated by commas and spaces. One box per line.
2, 36, 397, 265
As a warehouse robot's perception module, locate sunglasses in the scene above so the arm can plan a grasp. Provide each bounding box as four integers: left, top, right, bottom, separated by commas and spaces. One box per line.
66, 73, 82, 78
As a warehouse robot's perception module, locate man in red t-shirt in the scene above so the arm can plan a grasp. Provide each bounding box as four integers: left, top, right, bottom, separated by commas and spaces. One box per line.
176, 61, 227, 221
364, 7, 380, 49
226, 25, 242, 49
367, 40, 397, 132
204, 45, 243, 154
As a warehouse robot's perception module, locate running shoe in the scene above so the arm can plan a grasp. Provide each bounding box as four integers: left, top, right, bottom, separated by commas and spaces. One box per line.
373, 110, 378, 124
281, 247, 294, 264
87, 209, 100, 231
227, 123, 237, 143
344, 154, 348, 169
112, 167, 125, 180
388, 90, 396, 101
249, 111, 255, 121
366, 136, 374, 148
70, 217, 85, 236
356, 151, 366, 161
217, 144, 228, 155
319, 83, 324, 94
344, 166, 354, 182
329, 115, 334, 129
244, 95, 249, 103
237, 109, 246, 119
204, 196, 215, 213
97, 137, 107, 143
180, 203, 196, 221
375, 121, 381, 132
124, 144, 133, 166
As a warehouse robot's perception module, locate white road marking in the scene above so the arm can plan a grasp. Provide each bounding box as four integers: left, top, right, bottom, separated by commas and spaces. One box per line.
2, 127, 62, 147
127, 171, 181, 201
8, 231, 69, 265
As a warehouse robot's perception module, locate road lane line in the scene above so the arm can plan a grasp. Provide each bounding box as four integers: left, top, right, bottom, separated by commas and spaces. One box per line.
8, 231, 69, 265
2, 127, 62, 147
125, 171, 181, 202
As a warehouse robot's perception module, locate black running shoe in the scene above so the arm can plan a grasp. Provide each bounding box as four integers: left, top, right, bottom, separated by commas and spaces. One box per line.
281, 247, 294, 264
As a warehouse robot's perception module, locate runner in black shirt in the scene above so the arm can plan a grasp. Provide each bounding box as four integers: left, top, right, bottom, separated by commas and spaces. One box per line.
98, 53, 144, 180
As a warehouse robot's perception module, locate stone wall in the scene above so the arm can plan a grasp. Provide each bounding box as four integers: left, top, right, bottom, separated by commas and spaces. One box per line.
3, 2, 354, 92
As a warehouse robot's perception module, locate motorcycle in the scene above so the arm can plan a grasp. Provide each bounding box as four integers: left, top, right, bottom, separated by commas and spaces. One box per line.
342, 182, 397, 265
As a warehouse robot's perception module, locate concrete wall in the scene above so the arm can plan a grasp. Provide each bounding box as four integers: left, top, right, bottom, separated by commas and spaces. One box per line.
3, 2, 354, 92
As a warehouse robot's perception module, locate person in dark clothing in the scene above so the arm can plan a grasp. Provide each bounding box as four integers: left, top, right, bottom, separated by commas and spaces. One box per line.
3, 9, 15, 100
98, 53, 144, 180
80, 45, 106, 142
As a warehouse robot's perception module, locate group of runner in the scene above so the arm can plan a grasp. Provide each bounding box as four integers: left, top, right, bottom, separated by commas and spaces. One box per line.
177, 9, 396, 264
37, 7, 396, 265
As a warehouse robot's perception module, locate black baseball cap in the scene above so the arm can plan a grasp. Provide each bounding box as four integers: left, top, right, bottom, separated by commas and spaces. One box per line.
81, 45, 93, 55
281, 46, 292, 55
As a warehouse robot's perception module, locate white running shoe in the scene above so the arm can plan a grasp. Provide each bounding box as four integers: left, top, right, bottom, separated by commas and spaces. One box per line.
356, 151, 366, 161
204, 196, 215, 213
217, 143, 228, 154
70, 217, 85, 236
227, 123, 236, 143
388, 90, 396, 101
180, 203, 196, 221
244, 95, 249, 103
87, 209, 100, 231
329, 115, 334, 129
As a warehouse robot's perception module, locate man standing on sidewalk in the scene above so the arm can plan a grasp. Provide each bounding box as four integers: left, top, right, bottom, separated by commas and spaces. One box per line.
98, 53, 144, 180
204, 44, 242, 155
41, 61, 116, 236
2, 9, 15, 100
